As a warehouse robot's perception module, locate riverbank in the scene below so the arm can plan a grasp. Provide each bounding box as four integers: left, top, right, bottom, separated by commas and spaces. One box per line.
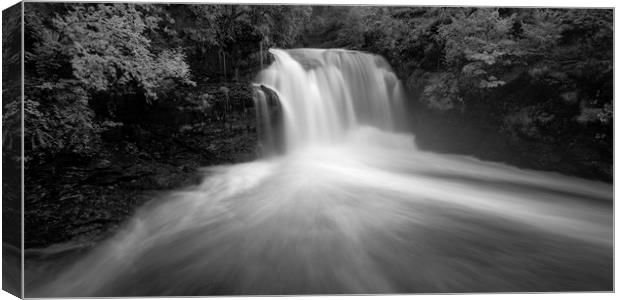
26, 126, 613, 296
24, 82, 258, 249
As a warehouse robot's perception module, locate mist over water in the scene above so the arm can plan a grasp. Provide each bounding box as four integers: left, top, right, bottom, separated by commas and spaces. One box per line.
30, 49, 612, 296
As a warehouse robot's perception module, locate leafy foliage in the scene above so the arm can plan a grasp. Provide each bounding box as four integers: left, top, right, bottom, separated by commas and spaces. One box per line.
24, 3, 194, 162
297, 6, 612, 179
40, 4, 193, 101
2, 4, 22, 157
20, 4, 613, 179
161, 5, 311, 79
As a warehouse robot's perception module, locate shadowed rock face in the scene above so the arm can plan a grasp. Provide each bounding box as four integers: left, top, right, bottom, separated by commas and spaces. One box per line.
28, 49, 612, 297
252, 84, 285, 155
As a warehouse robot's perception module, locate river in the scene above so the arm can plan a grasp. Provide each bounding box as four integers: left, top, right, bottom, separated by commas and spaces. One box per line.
29, 49, 612, 296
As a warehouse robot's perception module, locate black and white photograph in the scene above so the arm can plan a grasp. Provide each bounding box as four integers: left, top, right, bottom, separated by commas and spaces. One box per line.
1, 0, 615, 297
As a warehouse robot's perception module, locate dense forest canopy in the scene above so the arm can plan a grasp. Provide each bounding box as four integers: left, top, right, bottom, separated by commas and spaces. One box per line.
6, 3, 613, 180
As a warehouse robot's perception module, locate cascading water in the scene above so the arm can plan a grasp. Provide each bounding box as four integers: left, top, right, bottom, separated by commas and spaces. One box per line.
254, 48, 405, 152
29, 49, 612, 297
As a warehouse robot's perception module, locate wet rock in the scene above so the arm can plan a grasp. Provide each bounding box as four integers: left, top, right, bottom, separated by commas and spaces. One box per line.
95, 159, 112, 169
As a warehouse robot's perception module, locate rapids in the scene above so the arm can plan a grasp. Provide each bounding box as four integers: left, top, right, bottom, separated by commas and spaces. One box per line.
28, 49, 612, 296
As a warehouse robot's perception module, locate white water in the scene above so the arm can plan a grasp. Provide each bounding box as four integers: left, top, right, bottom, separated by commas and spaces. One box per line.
30, 49, 612, 296
255, 48, 405, 151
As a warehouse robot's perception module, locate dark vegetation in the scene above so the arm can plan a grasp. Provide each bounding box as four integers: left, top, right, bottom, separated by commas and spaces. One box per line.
16, 3, 310, 248
301, 7, 612, 181
3, 4, 24, 295
2, 3, 22, 249
2, 3, 612, 248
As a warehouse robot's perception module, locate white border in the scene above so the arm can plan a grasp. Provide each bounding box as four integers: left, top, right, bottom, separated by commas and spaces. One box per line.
0, 1, 617, 300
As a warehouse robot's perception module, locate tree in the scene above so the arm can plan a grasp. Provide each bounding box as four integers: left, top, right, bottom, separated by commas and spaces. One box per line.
24, 3, 194, 161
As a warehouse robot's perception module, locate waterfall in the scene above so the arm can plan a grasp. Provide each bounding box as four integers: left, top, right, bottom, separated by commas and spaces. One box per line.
30, 49, 612, 297
254, 48, 406, 152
